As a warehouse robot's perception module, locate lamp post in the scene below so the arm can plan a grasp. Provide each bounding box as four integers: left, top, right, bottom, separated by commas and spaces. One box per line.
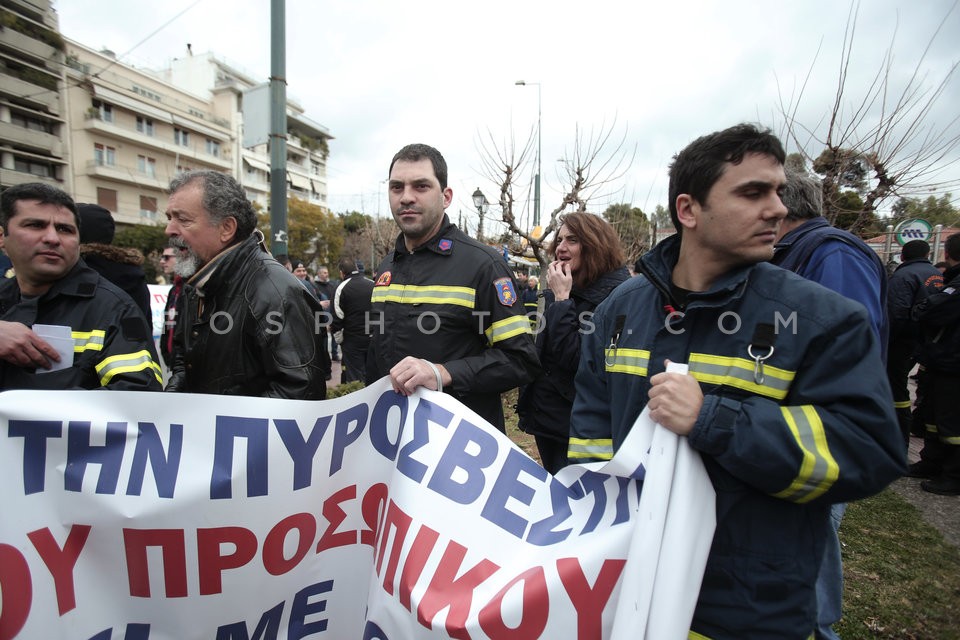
515, 80, 541, 228
472, 187, 489, 241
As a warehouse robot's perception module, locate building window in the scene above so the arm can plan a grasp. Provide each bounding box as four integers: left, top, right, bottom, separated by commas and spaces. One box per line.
174, 128, 190, 147
205, 139, 220, 157
137, 155, 157, 177
176, 164, 192, 174
98, 103, 114, 122
13, 158, 52, 177
139, 195, 158, 220
11, 112, 53, 134
136, 117, 155, 136
97, 187, 118, 212
94, 143, 116, 166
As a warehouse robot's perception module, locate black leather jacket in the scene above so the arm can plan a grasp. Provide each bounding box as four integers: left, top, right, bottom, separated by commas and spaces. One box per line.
166, 233, 329, 399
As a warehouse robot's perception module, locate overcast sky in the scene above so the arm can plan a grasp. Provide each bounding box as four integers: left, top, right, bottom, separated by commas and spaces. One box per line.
56, 0, 960, 232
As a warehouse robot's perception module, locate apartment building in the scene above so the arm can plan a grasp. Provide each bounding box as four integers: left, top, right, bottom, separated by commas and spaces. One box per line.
163, 51, 332, 211
63, 40, 233, 226
0, 0, 68, 190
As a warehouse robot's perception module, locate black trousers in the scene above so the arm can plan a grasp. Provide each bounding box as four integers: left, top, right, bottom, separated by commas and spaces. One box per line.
886, 339, 916, 447
339, 336, 369, 385
918, 372, 960, 481
535, 435, 569, 475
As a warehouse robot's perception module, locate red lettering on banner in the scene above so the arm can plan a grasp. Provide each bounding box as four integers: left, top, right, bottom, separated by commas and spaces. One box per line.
0, 544, 32, 640
316, 485, 357, 553
377, 501, 412, 591
557, 557, 626, 638
197, 526, 258, 595
26, 525, 91, 616
360, 483, 388, 548
417, 541, 500, 640
478, 566, 549, 639
263, 513, 316, 576
123, 528, 188, 597
399, 525, 439, 610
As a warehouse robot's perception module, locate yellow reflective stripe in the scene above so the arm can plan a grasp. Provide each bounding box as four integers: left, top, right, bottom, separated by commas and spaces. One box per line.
371, 284, 475, 308
925, 423, 937, 433
688, 632, 711, 640
605, 348, 649, 376
688, 352, 794, 400
893, 400, 912, 409
95, 350, 162, 385
485, 314, 532, 344
772, 405, 839, 503
942, 435, 960, 445
568, 437, 614, 460
71, 330, 106, 352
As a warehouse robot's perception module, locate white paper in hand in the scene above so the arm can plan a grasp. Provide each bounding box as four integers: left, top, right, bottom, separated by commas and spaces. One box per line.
32, 324, 74, 372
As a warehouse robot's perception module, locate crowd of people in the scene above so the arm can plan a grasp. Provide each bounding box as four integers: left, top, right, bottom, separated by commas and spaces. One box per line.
2, 124, 957, 639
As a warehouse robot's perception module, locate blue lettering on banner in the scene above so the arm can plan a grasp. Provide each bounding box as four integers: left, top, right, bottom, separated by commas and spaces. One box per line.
8, 420, 183, 498
127, 422, 183, 498
8, 419, 63, 494
211, 416, 270, 499
397, 399, 453, 483
526, 476, 585, 546
363, 620, 390, 640
426, 418, 498, 504
330, 403, 368, 476
87, 623, 151, 640
214, 580, 333, 640
369, 392, 408, 462
481, 447, 548, 538
579, 471, 611, 535
274, 416, 334, 491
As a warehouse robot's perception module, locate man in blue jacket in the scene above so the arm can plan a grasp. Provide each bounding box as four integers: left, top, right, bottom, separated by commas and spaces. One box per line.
569, 124, 905, 638
773, 169, 889, 640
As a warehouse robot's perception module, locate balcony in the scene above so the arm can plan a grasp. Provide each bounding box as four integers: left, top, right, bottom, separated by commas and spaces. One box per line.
0, 72, 60, 114
85, 160, 167, 190
0, 26, 58, 65
0, 120, 62, 156
83, 117, 232, 172
0, 166, 60, 187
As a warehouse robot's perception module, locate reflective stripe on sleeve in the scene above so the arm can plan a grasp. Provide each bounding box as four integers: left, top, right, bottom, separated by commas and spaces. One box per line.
371, 284, 475, 308
772, 405, 839, 503
485, 314, 532, 344
95, 350, 163, 385
604, 348, 649, 377
688, 353, 793, 400
568, 437, 614, 461
71, 330, 106, 352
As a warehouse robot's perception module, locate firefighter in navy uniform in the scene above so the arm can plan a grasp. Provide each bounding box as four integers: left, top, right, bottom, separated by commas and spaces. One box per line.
569, 125, 904, 638
0, 183, 162, 391
366, 144, 539, 431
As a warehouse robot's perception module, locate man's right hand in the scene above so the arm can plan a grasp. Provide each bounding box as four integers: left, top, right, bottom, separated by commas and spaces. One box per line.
0, 321, 61, 369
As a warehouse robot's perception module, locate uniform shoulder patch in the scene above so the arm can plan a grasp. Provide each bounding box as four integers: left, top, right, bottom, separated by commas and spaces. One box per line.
494, 277, 517, 307
375, 271, 392, 286
438, 238, 453, 251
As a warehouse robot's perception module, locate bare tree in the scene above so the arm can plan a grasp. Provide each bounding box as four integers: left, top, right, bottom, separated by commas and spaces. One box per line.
777, 1, 960, 233
477, 119, 635, 270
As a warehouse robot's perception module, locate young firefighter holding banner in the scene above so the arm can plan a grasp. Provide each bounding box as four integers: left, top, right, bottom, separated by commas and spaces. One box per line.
569, 124, 905, 638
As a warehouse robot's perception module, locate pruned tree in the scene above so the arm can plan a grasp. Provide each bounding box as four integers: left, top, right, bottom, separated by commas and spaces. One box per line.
602, 203, 649, 261
777, 1, 960, 234
476, 118, 635, 270
256, 197, 343, 267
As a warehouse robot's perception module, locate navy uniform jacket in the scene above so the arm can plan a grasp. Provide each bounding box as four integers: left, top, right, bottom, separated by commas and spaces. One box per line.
0, 259, 162, 391
569, 235, 904, 639
366, 216, 540, 429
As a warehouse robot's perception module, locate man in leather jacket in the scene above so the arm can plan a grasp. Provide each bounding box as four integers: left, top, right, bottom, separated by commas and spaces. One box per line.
163, 170, 328, 399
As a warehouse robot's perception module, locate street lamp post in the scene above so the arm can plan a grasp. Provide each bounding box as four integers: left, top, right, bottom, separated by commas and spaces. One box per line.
515, 80, 541, 228
472, 187, 489, 241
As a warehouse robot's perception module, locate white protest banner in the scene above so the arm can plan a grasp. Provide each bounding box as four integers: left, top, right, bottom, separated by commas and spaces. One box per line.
0, 378, 715, 640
